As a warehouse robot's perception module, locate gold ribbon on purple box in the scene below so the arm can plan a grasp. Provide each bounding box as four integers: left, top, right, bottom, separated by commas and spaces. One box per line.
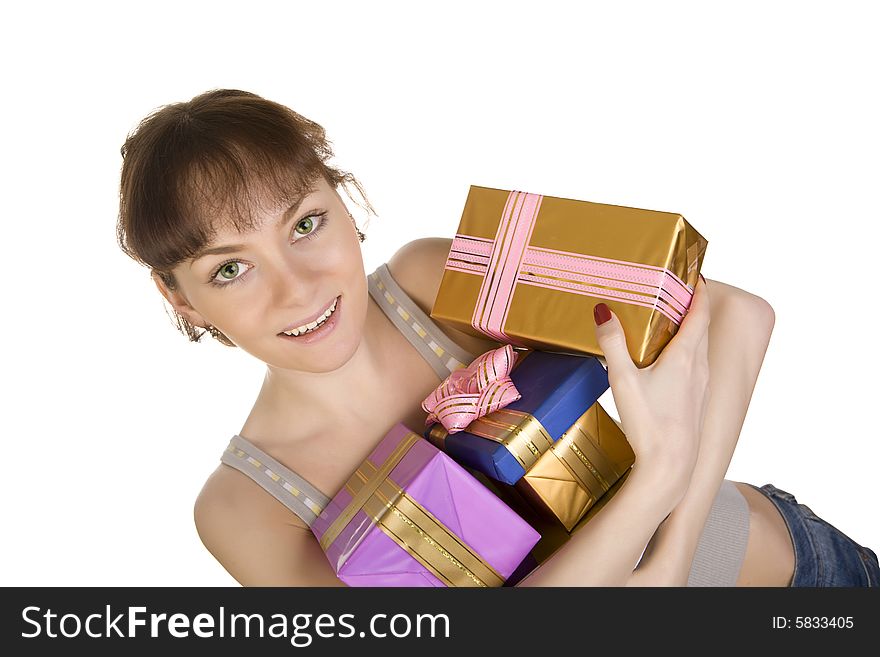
421, 344, 522, 434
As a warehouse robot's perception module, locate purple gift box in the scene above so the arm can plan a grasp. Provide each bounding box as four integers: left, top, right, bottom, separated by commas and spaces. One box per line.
311, 423, 540, 587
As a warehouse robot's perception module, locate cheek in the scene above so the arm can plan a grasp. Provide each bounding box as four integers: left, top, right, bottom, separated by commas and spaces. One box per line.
191, 285, 265, 330
313, 232, 363, 275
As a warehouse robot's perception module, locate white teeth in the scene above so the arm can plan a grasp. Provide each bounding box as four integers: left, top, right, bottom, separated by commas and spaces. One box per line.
282, 297, 339, 336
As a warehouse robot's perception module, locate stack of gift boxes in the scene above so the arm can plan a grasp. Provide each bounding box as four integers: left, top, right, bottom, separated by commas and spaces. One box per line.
311, 185, 708, 586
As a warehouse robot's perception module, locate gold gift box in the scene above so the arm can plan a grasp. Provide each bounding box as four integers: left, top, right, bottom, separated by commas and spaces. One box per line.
473, 463, 634, 567
431, 185, 708, 368
466, 404, 634, 564
514, 402, 635, 531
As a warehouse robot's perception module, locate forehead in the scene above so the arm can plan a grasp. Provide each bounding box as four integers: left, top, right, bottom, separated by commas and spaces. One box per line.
204, 172, 331, 234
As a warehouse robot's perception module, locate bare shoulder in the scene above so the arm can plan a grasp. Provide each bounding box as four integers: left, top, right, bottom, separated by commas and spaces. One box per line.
386, 238, 501, 356
193, 465, 344, 587
386, 237, 454, 316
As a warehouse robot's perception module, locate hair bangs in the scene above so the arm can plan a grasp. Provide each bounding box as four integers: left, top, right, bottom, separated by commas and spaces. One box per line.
178, 138, 326, 248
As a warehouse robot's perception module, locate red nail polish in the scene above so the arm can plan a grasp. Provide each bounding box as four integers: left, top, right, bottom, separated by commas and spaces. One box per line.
594, 303, 612, 326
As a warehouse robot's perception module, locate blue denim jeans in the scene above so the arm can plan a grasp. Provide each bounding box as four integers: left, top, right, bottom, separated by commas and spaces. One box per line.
746, 483, 879, 587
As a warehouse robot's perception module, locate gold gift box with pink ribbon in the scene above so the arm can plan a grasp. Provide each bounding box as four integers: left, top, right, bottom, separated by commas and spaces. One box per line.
430, 185, 708, 367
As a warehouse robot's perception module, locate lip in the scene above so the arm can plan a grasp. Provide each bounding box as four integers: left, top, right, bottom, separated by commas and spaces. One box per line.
278, 296, 340, 334
278, 295, 342, 344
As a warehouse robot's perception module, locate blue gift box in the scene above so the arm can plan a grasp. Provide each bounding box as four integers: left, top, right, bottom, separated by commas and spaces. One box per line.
424, 351, 609, 485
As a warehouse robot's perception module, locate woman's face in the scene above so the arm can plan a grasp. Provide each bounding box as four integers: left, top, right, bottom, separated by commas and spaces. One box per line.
156, 176, 369, 374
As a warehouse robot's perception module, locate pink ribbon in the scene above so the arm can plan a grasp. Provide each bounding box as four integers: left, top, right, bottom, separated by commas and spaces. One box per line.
421, 345, 522, 434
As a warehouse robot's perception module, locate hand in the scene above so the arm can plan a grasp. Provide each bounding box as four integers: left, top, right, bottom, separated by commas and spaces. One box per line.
592, 277, 712, 502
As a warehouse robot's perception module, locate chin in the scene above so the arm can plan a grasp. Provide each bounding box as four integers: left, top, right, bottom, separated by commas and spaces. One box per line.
264, 293, 368, 374
252, 337, 360, 375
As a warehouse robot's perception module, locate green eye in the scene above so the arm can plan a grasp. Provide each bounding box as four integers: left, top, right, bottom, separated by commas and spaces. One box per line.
219, 262, 240, 279
207, 211, 327, 289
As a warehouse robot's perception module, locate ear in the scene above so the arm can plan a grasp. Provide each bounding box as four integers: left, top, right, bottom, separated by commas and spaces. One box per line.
151, 271, 209, 328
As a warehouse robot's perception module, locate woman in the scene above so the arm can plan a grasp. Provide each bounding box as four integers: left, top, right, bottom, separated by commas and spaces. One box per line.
117, 89, 879, 587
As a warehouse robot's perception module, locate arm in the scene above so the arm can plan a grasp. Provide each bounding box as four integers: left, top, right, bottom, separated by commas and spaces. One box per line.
521, 278, 717, 586
194, 466, 346, 587
516, 463, 683, 586
627, 279, 776, 586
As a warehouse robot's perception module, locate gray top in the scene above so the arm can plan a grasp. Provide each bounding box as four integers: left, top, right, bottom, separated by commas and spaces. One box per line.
219, 261, 750, 586
687, 479, 750, 587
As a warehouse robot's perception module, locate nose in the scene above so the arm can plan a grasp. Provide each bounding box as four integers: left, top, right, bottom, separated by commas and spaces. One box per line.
266, 250, 318, 309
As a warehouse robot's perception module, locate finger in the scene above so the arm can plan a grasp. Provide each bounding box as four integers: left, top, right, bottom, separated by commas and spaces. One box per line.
671, 276, 712, 351
593, 303, 637, 378
697, 319, 710, 361
696, 329, 711, 429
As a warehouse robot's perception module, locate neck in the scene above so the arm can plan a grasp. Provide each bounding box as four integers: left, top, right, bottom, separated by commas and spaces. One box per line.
241, 296, 390, 444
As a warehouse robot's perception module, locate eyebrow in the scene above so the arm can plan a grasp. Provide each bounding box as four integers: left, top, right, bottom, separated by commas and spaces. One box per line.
189, 189, 317, 265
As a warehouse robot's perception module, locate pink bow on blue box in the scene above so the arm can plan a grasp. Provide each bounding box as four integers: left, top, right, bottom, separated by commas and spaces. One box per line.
421, 344, 522, 434
422, 348, 609, 485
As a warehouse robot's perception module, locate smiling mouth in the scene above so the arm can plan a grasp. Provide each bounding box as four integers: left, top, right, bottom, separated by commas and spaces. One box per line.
278, 296, 340, 337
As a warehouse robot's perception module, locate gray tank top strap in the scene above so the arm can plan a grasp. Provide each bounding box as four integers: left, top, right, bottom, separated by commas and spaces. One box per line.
220, 434, 330, 528
368, 262, 475, 378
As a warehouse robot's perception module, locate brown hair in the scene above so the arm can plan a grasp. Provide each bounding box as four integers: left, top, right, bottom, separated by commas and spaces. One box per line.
117, 88, 376, 347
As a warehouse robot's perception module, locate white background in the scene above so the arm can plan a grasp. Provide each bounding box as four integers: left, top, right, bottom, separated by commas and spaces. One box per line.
2, 0, 877, 586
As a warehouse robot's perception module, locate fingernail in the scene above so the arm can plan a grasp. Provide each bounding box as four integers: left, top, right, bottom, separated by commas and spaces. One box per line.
593, 303, 612, 326
699, 273, 706, 283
